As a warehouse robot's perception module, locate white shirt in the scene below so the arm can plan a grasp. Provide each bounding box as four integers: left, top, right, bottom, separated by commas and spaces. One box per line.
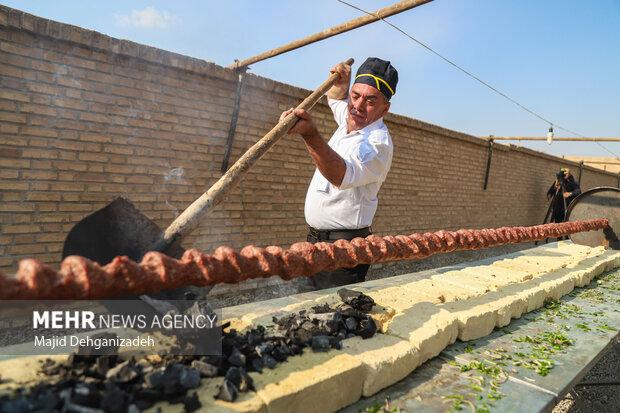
304, 98, 393, 230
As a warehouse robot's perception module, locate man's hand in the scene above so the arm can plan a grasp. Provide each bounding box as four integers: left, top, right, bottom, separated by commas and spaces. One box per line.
279, 108, 320, 140
327, 62, 351, 101
563, 192, 572, 198
279, 108, 345, 187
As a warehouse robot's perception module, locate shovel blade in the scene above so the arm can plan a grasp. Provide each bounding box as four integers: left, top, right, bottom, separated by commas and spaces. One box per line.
62, 197, 180, 264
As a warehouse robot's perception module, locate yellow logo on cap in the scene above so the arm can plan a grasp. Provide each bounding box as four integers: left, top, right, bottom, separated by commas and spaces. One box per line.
355, 73, 395, 96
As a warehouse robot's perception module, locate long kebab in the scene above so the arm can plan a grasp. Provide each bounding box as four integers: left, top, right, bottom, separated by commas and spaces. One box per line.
0, 219, 607, 300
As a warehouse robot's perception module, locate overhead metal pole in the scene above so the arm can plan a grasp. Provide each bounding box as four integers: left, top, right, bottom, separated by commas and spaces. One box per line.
482, 137, 620, 142
228, 0, 434, 69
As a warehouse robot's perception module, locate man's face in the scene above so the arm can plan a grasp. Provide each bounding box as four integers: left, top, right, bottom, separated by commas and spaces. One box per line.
346, 83, 391, 132
564, 169, 571, 179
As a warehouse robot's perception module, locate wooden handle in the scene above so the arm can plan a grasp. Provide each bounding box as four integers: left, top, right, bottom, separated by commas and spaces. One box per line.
158, 58, 355, 249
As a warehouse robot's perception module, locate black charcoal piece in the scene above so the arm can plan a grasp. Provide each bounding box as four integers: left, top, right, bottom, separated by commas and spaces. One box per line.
345, 317, 358, 331
126, 404, 141, 413
181, 392, 201, 412
338, 288, 375, 312
180, 368, 201, 389
70, 383, 101, 407
100, 387, 126, 412
251, 357, 264, 373
95, 355, 117, 377
262, 354, 278, 369
225, 366, 253, 392
216, 379, 239, 402
255, 343, 274, 357
311, 336, 331, 352
357, 317, 377, 339
227, 347, 246, 367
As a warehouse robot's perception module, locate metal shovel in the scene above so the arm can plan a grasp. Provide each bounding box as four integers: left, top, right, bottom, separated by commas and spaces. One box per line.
62, 58, 354, 269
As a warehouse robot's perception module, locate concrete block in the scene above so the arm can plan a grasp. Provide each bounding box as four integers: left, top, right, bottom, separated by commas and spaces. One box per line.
148, 377, 267, 413
251, 349, 365, 413
439, 298, 499, 341
341, 334, 420, 397
497, 280, 546, 312
425, 273, 491, 297
386, 302, 458, 365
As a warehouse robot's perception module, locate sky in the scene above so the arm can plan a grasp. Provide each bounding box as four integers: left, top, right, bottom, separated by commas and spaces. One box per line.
3, 0, 620, 158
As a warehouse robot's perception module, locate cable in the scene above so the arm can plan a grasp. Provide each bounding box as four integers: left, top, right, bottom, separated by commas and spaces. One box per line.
335, 0, 620, 160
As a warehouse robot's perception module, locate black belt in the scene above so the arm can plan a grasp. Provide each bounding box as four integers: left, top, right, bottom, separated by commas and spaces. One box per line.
308, 226, 371, 242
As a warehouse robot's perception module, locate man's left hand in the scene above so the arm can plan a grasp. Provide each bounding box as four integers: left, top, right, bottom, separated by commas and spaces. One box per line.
280, 108, 320, 140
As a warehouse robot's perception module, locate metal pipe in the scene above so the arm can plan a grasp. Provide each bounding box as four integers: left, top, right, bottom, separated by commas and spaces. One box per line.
221, 67, 247, 173
483, 138, 493, 190
228, 0, 433, 69
483, 137, 620, 142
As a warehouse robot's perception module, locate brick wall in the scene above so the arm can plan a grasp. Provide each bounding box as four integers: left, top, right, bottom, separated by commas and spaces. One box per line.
1, 6, 617, 275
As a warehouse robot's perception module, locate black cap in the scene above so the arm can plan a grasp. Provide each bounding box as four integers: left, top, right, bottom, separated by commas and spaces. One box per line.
353, 57, 398, 100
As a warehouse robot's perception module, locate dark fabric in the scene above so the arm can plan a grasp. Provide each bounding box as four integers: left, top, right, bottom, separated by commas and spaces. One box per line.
354, 57, 398, 100
547, 175, 582, 222
306, 227, 372, 290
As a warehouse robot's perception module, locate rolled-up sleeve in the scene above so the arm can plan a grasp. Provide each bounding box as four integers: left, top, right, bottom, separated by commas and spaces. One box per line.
339, 130, 392, 189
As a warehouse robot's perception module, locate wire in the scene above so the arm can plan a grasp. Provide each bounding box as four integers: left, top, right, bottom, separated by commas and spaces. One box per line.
335, 0, 620, 160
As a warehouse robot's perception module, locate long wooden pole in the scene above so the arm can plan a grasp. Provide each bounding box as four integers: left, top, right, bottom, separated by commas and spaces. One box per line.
155, 58, 355, 254
228, 0, 433, 69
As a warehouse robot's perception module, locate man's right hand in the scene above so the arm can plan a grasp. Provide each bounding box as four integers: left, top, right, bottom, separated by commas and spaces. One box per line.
327, 62, 351, 100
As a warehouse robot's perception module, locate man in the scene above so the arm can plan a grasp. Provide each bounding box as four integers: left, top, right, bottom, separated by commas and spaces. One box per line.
280, 57, 398, 289
546, 168, 582, 222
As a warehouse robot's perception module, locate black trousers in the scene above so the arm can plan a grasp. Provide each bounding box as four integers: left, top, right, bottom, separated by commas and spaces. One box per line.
307, 226, 371, 290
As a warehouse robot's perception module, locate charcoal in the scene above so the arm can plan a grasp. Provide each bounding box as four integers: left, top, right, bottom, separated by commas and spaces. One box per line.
99, 387, 126, 412
295, 328, 313, 343
180, 392, 201, 412
225, 367, 253, 392
70, 383, 101, 407
318, 319, 341, 335
338, 288, 375, 312
126, 404, 141, 413
105, 360, 138, 383
227, 347, 246, 367
255, 343, 274, 357
246, 328, 264, 345
344, 317, 358, 331
311, 336, 331, 352
251, 357, 264, 373
179, 368, 201, 389
300, 321, 316, 331
144, 365, 174, 389
191, 360, 218, 377
272, 346, 291, 362
216, 379, 238, 402
262, 354, 278, 369
95, 355, 117, 377
357, 317, 377, 339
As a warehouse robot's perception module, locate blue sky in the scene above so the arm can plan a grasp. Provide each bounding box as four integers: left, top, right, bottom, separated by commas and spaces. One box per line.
4, 0, 620, 158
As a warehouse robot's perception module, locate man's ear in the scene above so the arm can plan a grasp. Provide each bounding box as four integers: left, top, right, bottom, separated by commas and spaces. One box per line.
381, 101, 391, 117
